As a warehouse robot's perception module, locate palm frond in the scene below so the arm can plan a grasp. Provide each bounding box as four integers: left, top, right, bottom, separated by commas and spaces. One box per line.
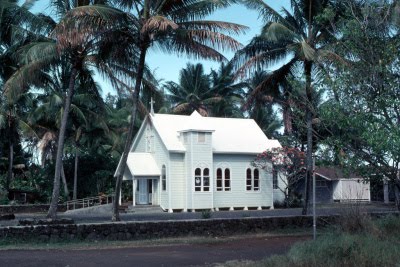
164, 0, 236, 21
158, 35, 226, 61
241, 0, 286, 23
300, 40, 316, 61
173, 28, 243, 52
262, 22, 299, 43
244, 58, 297, 109
179, 20, 248, 35
142, 15, 178, 33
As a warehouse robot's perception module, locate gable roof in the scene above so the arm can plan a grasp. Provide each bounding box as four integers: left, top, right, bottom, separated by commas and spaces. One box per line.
150, 111, 280, 154
126, 153, 160, 177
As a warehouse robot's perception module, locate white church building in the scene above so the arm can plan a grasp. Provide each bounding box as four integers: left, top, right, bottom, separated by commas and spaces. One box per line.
115, 110, 282, 212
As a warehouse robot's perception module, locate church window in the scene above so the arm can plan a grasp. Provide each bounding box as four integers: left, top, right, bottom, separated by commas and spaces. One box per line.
216, 168, 230, 191
246, 168, 260, 191
194, 167, 210, 192
273, 169, 278, 189
162, 165, 166, 191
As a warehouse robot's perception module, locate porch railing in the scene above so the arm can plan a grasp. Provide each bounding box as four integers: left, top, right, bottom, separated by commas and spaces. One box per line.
66, 195, 114, 211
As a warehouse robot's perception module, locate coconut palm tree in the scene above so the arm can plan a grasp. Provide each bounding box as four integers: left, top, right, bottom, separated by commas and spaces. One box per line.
166, 62, 246, 117
209, 62, 246, 117
4, 2, 135, 218
165, 63, 212, 116
0, 0, 45, 191
245, 70, 281, 138
112, 0, 247, 221
233, 0, 345, 214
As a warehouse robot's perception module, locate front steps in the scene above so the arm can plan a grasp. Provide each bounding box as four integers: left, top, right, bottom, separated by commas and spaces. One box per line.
126, 205, 163, 213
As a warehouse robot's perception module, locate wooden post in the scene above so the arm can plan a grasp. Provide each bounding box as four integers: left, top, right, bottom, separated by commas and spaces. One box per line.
384, 178, 389, 204
132, 179, 136, 207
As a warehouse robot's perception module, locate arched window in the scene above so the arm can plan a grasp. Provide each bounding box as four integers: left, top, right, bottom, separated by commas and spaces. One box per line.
162, 165, 166, 191
216, 168, 223, 191
203, 168, 210, 191
273, 169, 278, 189
216, 168, 231, 191
253, 169, 259, 191
224, 169, 231, 191
246, 168, 260, 191
246, 168, 252, 191
195, 168, 202, 191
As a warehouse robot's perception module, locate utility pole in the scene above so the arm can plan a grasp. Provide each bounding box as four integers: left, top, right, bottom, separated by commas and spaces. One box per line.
313, 154, 316, 240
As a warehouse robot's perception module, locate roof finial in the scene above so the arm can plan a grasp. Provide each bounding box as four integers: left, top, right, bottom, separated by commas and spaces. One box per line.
150, 97, 155, 116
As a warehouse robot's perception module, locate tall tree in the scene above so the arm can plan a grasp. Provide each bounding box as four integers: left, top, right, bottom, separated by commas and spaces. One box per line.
0, 0, 44, 191
112, 0, 247, 221
5, 2, 134, 218
209, 62, 246, 117
245, 70, 281, 138
165, 63, 212, 116
319, 0, 400, 207
233, 0, 345, 214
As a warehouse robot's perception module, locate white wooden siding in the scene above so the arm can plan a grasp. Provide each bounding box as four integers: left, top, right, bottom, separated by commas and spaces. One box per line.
132, 128, 147, 152
169, 153, 186, 209
145, 121, 170, 210
213, 154, 273, 208
187, 132, 213, 209
333, 179, 370, 201
273, 171, 286, 204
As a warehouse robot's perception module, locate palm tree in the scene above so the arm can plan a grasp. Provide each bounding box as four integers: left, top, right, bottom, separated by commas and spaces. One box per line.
112, 0, 247, 221
245, 70, 281, 138
234, 0, 345, 214
165, 63, 211, 116
5, 2, 134, 218
209, 62, 246, 117
165, 62, 246, 117
0, 0, 43, 191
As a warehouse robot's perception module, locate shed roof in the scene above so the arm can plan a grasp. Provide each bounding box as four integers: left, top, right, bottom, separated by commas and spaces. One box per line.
151, 111, 280, 154
315, 166, 362, 181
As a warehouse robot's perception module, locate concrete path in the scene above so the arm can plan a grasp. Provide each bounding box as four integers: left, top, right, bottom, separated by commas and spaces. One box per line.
2, 202, 396, 226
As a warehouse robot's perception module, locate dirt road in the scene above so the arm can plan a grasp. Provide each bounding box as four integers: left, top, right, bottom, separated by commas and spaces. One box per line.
0, 235, 309, 267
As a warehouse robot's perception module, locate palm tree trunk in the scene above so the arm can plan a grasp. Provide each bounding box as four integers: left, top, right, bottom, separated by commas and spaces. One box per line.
73, 145, 79, 200
112, 44, 148, 221
6, 141, 13, 190
302, 61, 313, 215
61, 164, 70, 200
47, 67, 77, 219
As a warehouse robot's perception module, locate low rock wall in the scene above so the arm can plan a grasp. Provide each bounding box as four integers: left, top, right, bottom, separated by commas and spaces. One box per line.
0, 204, 67, 214
0, 215, 336, 242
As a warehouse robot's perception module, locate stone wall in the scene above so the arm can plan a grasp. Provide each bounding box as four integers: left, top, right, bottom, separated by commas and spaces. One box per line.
0, 204, 67, 214
0, 215, 336, 242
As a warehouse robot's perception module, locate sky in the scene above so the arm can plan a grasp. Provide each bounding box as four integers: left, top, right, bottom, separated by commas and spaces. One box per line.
30, 0, 291, 95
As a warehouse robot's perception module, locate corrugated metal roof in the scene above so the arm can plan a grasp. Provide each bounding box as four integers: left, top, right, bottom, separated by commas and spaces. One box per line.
151, 111, 281, 154
126, 153, 160, 176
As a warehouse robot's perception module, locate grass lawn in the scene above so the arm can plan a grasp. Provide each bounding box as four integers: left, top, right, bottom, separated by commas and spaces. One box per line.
218, 215, 400, 267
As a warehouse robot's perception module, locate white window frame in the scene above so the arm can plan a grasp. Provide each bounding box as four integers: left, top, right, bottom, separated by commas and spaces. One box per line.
246, 167, 260, 192
216, 168, 231, 191
161, 165, 167, 191
194, 167, 210, 192
273, 169, 278, 189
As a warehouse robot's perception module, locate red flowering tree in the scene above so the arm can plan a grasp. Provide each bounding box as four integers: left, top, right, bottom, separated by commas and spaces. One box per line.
253, 147, 306, 207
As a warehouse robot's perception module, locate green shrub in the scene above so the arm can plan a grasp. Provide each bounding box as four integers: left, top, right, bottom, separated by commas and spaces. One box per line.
0, 186, 8, 205
221, 216, 400, 267
201, 209, 212, 219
